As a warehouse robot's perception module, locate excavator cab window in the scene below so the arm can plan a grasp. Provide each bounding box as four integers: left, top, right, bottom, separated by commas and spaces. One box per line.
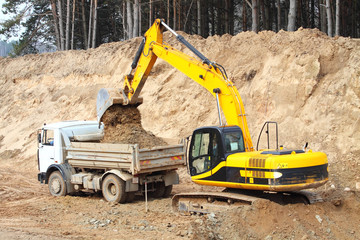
224, 131, 245, 153
189, 129, 223, 176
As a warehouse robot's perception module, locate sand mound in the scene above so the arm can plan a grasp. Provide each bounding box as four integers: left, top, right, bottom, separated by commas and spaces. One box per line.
100, 105, 167, 148
0, 28, 359, 239
0, 29, 359, 189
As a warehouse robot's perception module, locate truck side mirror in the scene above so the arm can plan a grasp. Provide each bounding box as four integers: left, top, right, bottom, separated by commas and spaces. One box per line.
38, 133, 41, 143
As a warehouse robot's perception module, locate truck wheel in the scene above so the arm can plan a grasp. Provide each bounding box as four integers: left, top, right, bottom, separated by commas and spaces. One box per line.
102, 174, 127, 203
151, 182, 165, 198
48, 171, 67, 197
163, 185, 173, 198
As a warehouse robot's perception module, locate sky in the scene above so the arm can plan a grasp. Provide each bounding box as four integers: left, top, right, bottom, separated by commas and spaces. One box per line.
0, 0, 8, 22
0, 0, 23, 41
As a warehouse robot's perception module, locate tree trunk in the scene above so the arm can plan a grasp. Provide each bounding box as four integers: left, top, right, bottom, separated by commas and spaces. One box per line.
133, 0, 139, 37
243, 0, 247, 31
173, 0, 176, 30
260, 0, 264, 30
217, 0, 222, 34
264, 0, 270, 30
320, 0, 326, 32
287, 0, 296, 31
325, 0, 332, 36
225, 0, 229, 33
65, 0, 70, 50
277, 0, 280, 31
92, 0, 97, 48
122, 2, 126, 40
50, 0, 61, 50
335, 0, 340, 36
197, 0, 201, 35
167, 0, 170, 25
229, 0, 234, 34
297, 0, 302, 27
139, 0, 142, 36
311, 0, 315, 28
87, 0, 93, 49
251, 0, 259, 33
58, 0, 65, 50
183, 0, 194, 31
71, 0, 76, 50
127, 0, 133, 39
270, 0, 275, 31
81, 0, 88, 49
149, 0, 153, 28
260, 0, 270, 30
304, 0, 309, 27
203, 0, 209, 37
210, 3, 215, 35
177, 0, 181, 30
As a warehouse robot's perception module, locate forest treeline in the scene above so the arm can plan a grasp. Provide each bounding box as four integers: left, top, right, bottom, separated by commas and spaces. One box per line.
0, 0, 359, 56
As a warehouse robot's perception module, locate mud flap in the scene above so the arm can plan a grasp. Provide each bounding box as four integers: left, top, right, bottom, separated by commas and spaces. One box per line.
164, 171, 179, 186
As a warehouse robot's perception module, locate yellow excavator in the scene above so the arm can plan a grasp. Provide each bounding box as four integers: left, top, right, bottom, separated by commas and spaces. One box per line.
97, 19, 328, 208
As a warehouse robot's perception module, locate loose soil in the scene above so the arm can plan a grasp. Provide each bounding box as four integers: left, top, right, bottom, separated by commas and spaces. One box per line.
0, 28, 359, 239
100, 105, 167, 148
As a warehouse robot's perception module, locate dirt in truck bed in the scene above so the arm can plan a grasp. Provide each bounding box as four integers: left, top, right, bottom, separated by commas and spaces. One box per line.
100, 105, 168, 148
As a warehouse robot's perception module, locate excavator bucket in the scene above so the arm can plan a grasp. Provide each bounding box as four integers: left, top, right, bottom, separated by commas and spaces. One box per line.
96, 88, 143, 123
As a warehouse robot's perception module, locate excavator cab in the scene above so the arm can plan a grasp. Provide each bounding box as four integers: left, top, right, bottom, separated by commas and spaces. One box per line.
189, 126, 245, 177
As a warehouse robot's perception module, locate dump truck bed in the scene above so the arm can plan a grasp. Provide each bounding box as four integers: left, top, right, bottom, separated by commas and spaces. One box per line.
66, 142, 186, 174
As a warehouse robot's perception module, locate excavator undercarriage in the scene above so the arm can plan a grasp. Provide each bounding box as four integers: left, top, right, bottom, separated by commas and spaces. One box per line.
172, 189, 323, 214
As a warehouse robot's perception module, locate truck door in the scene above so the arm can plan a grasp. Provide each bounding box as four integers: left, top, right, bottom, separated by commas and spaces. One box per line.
38, 129, 55, 173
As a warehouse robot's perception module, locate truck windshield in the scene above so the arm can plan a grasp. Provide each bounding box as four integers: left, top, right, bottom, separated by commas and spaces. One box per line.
224, 131, 245, 153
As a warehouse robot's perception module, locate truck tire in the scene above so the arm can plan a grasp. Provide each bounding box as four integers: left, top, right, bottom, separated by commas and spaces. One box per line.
163, 185, 173, 198
48, 171, 67, 197
102, 174, 127, 203
151, 182, 165, 198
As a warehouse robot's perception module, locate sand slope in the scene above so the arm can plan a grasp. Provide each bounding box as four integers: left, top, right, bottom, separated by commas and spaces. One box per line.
0, 28, 359, 239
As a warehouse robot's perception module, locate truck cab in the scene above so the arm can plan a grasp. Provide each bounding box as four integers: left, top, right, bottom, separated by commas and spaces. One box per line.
37, 121, 104, 181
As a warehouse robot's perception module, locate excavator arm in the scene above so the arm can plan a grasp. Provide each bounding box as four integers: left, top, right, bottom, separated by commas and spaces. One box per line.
97, 19, 254, 151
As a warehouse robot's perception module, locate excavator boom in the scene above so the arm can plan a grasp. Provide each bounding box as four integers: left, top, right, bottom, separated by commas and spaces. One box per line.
97, 19, 254, 151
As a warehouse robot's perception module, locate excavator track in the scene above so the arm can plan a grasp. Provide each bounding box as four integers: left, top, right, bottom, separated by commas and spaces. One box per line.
172, 189, 323, 214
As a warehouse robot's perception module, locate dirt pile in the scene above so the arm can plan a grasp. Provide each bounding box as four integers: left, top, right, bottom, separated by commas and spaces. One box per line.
100, 105, 167, 148
0, 28, 359, 239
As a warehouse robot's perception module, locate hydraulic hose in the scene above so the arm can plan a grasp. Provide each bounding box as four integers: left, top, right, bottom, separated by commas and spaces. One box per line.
160, 20, 211, 65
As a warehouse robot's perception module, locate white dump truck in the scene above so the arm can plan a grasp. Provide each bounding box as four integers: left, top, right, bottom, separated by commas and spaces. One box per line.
37, 120, 185, 203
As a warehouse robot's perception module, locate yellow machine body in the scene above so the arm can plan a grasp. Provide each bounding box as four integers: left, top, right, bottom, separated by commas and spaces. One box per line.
192, 148, 328, 191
